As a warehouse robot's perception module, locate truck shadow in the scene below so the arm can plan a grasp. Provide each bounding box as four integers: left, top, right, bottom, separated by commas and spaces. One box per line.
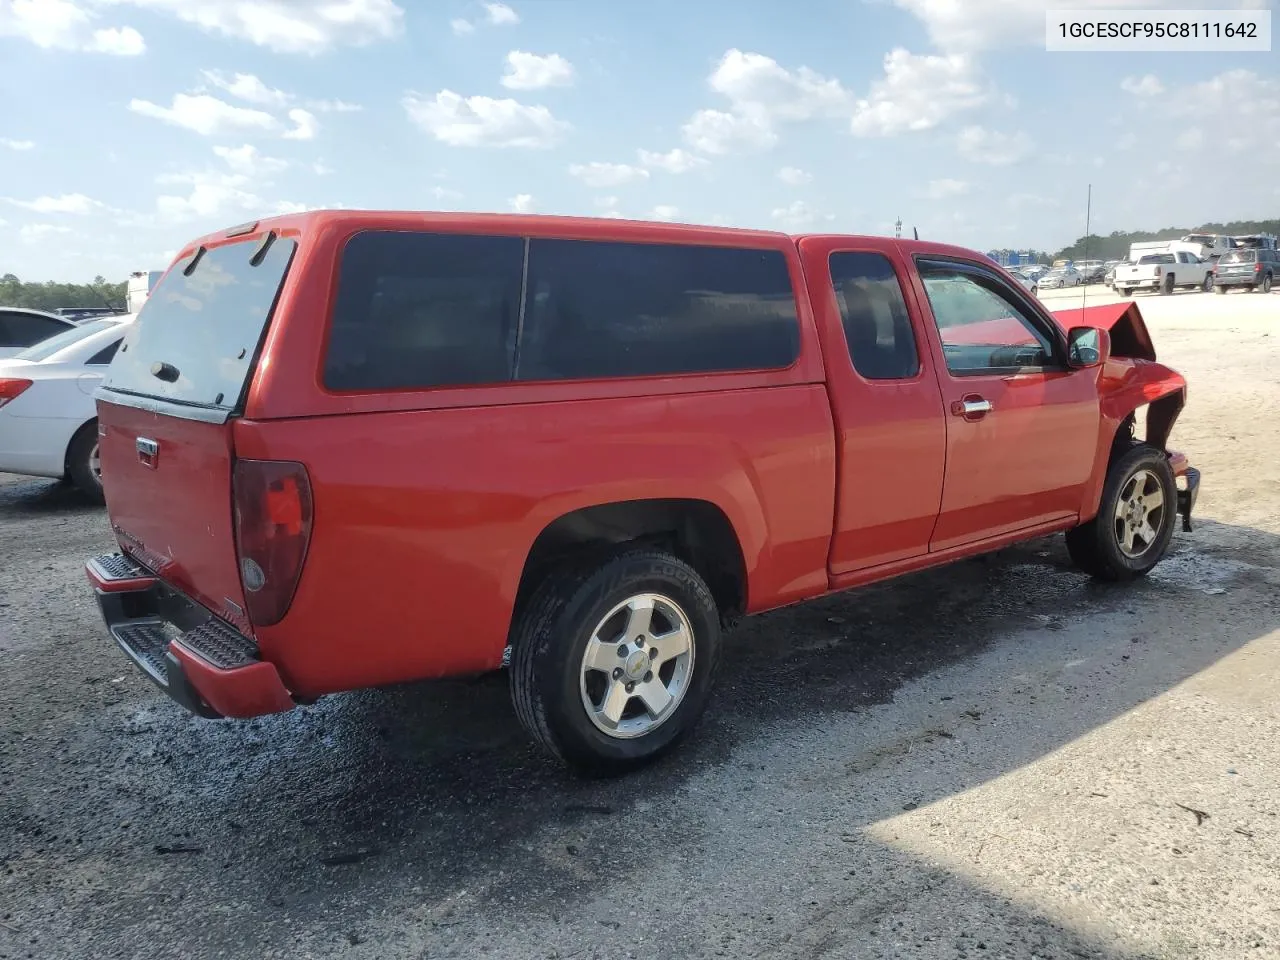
5, 519, 1276, 958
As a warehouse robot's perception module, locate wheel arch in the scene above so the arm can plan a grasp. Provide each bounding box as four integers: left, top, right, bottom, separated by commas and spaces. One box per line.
513, 498, 750, 631
1079, 369, 1186, 523
62, 417, 98, 476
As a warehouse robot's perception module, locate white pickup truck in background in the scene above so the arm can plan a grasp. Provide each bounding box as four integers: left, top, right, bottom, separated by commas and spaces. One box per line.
1113, 250, 1214, 296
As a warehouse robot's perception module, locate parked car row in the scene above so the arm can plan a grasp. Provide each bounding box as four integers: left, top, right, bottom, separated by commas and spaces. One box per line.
0, 313, 134, 500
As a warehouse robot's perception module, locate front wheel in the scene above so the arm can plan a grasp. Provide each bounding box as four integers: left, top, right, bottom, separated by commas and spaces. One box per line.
509, 549, 721, 774
1066, 444, 1177, 581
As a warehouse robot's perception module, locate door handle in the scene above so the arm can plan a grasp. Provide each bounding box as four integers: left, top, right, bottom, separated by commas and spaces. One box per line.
951, 397, 993, 418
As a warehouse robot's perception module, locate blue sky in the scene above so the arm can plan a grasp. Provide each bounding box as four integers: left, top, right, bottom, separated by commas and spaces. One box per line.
1, 0, 1277, 282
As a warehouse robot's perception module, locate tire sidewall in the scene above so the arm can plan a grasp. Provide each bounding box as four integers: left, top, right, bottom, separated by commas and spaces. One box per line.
537, 555, 720, 769
68, 422, 104, 503
1096, 446, 1177, 576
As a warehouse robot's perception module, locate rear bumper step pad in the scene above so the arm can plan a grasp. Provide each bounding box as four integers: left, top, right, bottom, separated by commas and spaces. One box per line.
87, 553, 295, 719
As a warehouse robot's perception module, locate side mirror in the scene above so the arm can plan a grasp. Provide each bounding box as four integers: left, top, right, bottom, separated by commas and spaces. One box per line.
1067, 326, 1111, 368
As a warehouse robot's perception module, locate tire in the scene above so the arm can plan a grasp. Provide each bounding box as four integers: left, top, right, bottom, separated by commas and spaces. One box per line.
66, 421, 104, 504
1262, 273, 1273, 294
1066, 443, 1177, 581
1201, 274, 1213, 293
1120, 288, 1132, 297
1214, 283, 1226, 295
509, 549, 721, 774
1160, 273, 1175, 295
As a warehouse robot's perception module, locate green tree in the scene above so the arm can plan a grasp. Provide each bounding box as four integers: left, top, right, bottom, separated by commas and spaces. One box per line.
0, 276, 127, 312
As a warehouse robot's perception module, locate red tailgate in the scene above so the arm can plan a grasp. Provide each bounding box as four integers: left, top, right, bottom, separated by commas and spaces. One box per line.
97, 401, 250, 633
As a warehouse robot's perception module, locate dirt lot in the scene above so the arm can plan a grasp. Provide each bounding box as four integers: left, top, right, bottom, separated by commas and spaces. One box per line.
2, 285, 1278, 960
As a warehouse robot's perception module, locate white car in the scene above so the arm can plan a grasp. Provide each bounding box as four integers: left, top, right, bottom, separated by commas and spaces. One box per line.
0, 307, 78, 359
1008, 272, 1040, 296
1038, 267, 1082, 289
0, 315, 133, 501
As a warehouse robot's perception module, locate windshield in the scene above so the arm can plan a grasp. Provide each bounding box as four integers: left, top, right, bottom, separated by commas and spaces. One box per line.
102, 235, 297, 409
1221, 250, 1256, 264
13, 318, 119, 361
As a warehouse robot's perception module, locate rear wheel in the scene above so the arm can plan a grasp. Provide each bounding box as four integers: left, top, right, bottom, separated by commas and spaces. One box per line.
1262, 273, 1273, 294
509, 549, 721, 774
66, 421, 104, 504
1201, 273, 1213, 293
1161, 274, 1175, 295
1066, 444, 1176, 581
1120, 288, 1132, 297
1214, 283, 1226, 295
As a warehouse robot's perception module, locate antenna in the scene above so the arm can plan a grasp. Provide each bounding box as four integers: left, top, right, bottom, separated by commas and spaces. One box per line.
913, 226, 919, 240
1082, 183, 1091, 311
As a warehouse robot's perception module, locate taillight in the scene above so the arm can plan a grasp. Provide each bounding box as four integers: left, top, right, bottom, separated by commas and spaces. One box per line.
232, 459, 313, 627
1256, 263, 1263, 273
0, 378, 33, 409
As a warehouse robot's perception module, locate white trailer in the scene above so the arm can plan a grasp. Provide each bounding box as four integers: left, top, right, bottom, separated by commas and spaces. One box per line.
126, 271, 163, 314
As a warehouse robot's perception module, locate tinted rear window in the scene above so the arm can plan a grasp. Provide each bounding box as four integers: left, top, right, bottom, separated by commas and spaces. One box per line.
103, 236, 296, 409
517, 239, 798, 381
1138, 254, 1175, 265
13, 318, 117, 361
324, 231, 524, 391
0, 311, 71, 348
1221, 250, 1256, 264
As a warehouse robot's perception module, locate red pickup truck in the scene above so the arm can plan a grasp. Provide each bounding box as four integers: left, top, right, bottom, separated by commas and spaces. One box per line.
85, 211, 1199, 773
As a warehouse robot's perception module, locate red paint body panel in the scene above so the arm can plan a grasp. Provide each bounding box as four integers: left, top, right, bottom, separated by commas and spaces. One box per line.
234, 386, 836, 697
168, 643, 295, 718
796, 236, 946, 574
90, 213, 1195, 714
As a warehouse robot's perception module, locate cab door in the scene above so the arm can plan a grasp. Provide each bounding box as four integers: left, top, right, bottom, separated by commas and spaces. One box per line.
908, 256, 1100, 551
797, 238, 946, 575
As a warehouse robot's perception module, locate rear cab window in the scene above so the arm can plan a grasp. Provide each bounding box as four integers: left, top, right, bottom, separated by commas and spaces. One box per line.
102, 235, 297, 415
1221, 250, 1257, 264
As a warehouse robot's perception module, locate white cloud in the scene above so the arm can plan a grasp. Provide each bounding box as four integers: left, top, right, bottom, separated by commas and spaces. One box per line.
683, 49, 852, 154
710, 48, 851, 122
0, 0, 144, 54
201, 70, 292, 108
451, 17, 474, 34
20, 223, 74, 243
431, 186, 463, 201
403, 90, 568, 148
637, 148, 708, 173
309, 99, 362, 113
501, 51, 574, 90
152, 168, 301, 222
683, 109, 775, 155
213, 144, 288, 176
313, 160, 334, 175
509, 193, 535, 213
87, 24, 144, 53
1121, 74, 1165, 97
6, 193, 104, 215
1, 138, 35, 151
1166, 70, 1280, 158
920, 178, 969, 199
777, 166, 811, 186
568, 162, 649, 188
956, 125, 1034, 165
484, 2, 519, 25
649, 205, 680, 221
850, 48, 988, 136
129, 93, 278, 137
771, 200, 835, 229
98, 0, 404, 54
283, 108, 320, 141
594, 196, 625, 218
1176, 128, 1205, 151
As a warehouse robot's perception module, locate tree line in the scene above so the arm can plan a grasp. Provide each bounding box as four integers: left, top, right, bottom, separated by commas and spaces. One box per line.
0, 274, 128, 313
1050, 218, 1280, 263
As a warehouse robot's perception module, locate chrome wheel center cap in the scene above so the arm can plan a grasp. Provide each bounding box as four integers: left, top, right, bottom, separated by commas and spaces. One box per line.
624, 650, 649, 681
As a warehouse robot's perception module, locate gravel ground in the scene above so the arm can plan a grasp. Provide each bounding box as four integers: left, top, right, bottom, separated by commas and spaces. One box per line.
2, 285, 1278, 960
